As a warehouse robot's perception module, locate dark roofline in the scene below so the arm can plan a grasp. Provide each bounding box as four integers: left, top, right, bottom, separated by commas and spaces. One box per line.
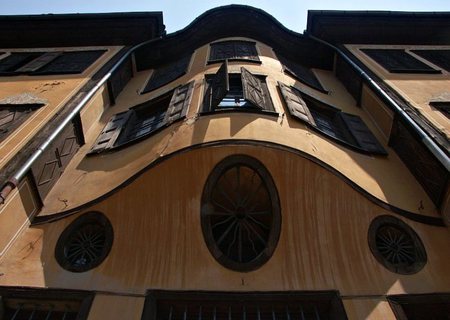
0, 11, 165, 47
307, 10, 450, 44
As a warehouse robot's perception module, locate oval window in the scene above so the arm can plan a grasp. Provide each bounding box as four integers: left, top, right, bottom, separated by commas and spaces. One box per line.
201, 155, 281, 272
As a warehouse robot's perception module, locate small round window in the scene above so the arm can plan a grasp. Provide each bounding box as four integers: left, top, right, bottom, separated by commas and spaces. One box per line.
368, 215, 426, 275
55, 212, 113, 272
201, 155, 281, 272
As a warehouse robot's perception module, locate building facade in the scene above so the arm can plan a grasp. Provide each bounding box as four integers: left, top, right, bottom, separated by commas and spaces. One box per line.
0, 6, 449, 319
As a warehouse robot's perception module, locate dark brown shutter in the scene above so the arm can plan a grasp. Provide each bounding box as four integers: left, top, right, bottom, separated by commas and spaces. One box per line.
164, 81, 194, 124
0, 52, 41, 74
340, 113, 387, 154
241, 67, 265, 110
278, 82, 315, 125
142, 54, 192, 93
34, 50, 105, 75
15, 52, 61, 73
89, 110, 132, 154
208, 61, 229, 109
31, 121, 81, 199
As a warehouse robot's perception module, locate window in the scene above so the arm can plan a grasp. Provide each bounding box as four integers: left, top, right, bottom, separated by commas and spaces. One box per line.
201, 155, 281, 272
411, 50, 450, 72
141, 54, 192, 94
430, 101, 450, 119
368, 215, 427, 275
89, 81, 194, 154
0, 287, 93, 320
0, 93, 46, 143
361, 49, 440, 74
277, 54, 327, 93
141, 291, 348, 320
55, 212, 113, 273
278, 82, 387, 155
202, 61, 275, 113
209, 41, 260, 64
388, 293, 450, 320
0, 50, 105, 76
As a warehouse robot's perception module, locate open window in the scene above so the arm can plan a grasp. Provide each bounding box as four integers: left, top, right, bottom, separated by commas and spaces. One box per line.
89, 81, 194, 154
209, 41, 260, 64
202, 61, 275, 113
0, 50, 105, 76
278, 82, 387, 155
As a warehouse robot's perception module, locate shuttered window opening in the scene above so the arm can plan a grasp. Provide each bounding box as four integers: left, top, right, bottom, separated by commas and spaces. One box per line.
202, 61, 275, 113
209, 41, 260, 63
411, 49, 450, 72
278, 82, 387, 155
387, 293, 450, 320
142, 54, 192, 94
89, 81, 194, 154
429, 101, 450, 119
141, 291, 348, 320
0, 50, 105, 75
361, 49, 440, 74
0, 104, 45, 143
0, 288, 93, 320
277, 54, 327, 93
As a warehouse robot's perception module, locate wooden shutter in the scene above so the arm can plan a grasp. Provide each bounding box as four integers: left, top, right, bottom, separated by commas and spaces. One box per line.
208, 61, 229, 110
164, 81, 194, 124
278, 82, 315, 125
31, 121, 81, 199
0, 53, 41, 74
340, 113, 386, 154
142, 54, 191, 93
241, 67, 265, 110
34, 50, 105, 75
15, 52, 61, 73
89, 110, 132, 154
361, 49, 438, 73
277, 54, 325, 92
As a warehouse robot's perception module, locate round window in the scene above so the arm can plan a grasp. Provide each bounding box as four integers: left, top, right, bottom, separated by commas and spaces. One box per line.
368, 215, 426, 275
55, 212, 113, 272
201, 155, 281, 272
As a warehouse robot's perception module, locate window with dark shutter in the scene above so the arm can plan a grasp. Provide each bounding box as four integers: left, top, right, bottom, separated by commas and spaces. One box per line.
0, 93, 46, 144
141, 54, 192, 94
141, 291, 348, 320
0, 50, 105, 75
278, 81, 387, 155
277, 54, 327, 93
34, 50, 105, 75
361, 49, 440, 74
209, 41, 260, 63
388, 293, 450, 320
0, 288, 93, 320
430, 101, 450, 119
0, 52, 43, 75
89, 81, 194, 154
202, 62, 274, 113
411, 49, 450, 72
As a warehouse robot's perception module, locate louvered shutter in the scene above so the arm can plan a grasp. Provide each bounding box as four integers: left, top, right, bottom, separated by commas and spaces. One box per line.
16, 52, 61, 73
34, 50, 105, 75
340, 113, 387, 154
241, 67, 265, 109
278, 82, 316, 126
0, 53, 41, 73
89, 110, 132, 154
164, 81, 194, 124
208, 61, 229, 110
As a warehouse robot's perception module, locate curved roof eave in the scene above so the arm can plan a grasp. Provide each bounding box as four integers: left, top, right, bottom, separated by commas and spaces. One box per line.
134, 5, 334, 70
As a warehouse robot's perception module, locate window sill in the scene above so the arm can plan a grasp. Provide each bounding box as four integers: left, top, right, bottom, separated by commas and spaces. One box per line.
199, 108, 279, 118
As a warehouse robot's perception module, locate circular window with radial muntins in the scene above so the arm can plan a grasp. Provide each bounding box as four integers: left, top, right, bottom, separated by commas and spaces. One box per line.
368, 215, 426, 275
201, 155, 281, 272
55, 211, 113, 273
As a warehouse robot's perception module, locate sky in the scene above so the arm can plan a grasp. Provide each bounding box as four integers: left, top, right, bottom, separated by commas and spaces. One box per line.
1, 0, 450, 33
